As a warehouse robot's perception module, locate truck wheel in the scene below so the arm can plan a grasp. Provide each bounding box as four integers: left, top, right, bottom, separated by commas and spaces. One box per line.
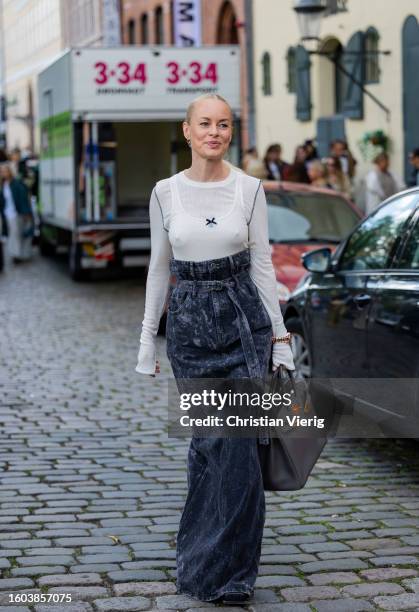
69, 242, 89, 281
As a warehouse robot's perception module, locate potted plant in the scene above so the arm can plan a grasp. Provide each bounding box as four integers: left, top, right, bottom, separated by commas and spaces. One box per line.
358, 130, 390, 162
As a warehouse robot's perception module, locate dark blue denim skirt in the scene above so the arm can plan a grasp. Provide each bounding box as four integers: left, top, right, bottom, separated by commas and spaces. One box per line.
166, 247, 273, 602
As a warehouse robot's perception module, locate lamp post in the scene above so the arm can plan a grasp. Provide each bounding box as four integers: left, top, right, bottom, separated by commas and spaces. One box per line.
293, 0, 326, 41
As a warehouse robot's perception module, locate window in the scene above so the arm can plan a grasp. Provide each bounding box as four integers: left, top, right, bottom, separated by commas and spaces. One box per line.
266, 192, 359, 243
339, 194, 418, 271
262, 52, 272, 96
140, 13, 148, 44
287, 47, 296, 93
127, 19, 135, 44
365, 27, 380, 84
398, 216, 419, 269
155, 5, 164, 44
324, 0, 348, 16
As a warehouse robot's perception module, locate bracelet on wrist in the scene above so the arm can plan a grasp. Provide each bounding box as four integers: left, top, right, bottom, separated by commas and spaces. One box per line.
271, 332, 292, 345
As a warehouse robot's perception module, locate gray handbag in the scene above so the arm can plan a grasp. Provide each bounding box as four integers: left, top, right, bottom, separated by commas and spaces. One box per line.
257, 367, 327, 491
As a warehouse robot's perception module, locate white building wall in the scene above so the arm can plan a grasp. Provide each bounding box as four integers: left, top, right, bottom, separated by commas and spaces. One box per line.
253, 0, 418, 183
61, 0, 103, 48
3, 0, 63, 150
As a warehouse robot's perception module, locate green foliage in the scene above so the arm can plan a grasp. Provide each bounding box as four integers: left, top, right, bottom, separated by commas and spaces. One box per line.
358, 130, 390, 161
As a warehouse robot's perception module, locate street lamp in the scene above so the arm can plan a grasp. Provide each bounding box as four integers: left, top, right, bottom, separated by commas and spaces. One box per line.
293, 0, 326, 41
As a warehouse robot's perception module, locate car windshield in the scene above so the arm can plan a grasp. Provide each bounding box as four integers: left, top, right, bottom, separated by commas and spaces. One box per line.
266, 191, 360, 243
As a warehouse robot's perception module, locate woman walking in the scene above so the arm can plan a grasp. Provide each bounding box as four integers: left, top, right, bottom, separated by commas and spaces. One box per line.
0, 162, 34, 263
135, 93, 294, 604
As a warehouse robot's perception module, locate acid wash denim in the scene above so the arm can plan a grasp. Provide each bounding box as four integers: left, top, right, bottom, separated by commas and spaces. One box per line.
166, 247, 273, 602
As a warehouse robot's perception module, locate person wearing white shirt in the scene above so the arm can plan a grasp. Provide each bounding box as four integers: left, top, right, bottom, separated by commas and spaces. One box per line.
135, 93, 294, 605
365, 152, 405, 215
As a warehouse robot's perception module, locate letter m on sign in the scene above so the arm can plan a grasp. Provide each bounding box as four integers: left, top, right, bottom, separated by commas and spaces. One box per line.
179, 2, 194, 21
174, 0, 201, 46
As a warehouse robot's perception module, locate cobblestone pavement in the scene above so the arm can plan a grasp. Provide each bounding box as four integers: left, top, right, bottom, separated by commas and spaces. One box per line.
0, 252, 419, 612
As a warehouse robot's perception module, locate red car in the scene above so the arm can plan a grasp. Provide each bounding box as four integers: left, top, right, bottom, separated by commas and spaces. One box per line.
263, 180, 363, 304
157, 181, 363, 334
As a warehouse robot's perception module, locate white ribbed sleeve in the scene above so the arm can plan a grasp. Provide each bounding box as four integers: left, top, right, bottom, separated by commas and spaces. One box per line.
135, 168, 294, 375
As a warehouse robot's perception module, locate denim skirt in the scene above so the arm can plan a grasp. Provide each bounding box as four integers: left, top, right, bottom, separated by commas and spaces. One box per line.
166, 247, 273, 602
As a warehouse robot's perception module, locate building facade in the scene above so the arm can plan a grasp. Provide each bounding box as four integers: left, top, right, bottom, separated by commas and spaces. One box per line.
2, 0, 122, 151
2, 0, 63, 151
120, 0, 252, 150
253, 0, 419, 183
60, 0, 104, 48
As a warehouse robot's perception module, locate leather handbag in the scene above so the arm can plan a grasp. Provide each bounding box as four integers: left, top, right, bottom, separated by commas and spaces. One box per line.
257, 366, 327, 491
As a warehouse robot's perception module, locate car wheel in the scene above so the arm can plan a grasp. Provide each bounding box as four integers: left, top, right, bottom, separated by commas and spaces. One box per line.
286, 317, 312, 378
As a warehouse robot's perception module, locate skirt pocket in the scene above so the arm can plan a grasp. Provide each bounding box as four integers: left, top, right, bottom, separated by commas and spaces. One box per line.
168, 288, 193, 315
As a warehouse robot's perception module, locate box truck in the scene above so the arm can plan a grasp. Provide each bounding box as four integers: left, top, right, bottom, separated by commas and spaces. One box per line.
38, 46, 241, 279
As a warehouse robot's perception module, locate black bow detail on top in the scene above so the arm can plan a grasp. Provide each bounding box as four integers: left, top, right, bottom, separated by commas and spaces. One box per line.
206, 217, 217, 226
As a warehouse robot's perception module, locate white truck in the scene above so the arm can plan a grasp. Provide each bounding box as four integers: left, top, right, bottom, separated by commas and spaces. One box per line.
38, 45, 241, 279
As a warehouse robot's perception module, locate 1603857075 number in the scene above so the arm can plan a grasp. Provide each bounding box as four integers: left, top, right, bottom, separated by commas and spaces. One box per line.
9, 593, 72, 603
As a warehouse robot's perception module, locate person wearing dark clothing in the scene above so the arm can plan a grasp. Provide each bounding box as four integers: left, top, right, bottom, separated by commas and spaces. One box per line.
283, 146, 310, 183
303, 139, 318, 161
329, 139, 357, 180
263, 144, 290, 180
407, 148, 419, 187
0, 163, 34, 262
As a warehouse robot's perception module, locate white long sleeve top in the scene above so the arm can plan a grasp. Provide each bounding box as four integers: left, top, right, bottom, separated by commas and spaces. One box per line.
135, 162, 292, 375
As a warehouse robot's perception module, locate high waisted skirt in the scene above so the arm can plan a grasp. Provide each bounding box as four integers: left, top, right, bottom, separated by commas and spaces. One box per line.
166, 247, 273, 602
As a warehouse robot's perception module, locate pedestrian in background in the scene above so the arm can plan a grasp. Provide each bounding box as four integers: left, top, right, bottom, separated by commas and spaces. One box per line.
283, 145, 310, 183
329, 139, 357, 181
241, 147, 257, 172
365, 152, 405, 215
0, 162, 34, 263
135, 93, 294, 605
263, 143, 289, 180
242, 147, 268, 179
325, 156, 352, 198
407, 148, 419, 187
307, 159, 330, 189
304, 139, 318, 162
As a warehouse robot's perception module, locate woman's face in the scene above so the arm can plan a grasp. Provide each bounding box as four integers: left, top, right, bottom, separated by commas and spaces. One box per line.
183, 99, 233, 161
295, 146, 307, 163
326, 158, 338, 175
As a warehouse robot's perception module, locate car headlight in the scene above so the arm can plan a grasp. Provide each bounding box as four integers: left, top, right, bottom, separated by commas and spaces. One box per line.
277, 281, 291, 303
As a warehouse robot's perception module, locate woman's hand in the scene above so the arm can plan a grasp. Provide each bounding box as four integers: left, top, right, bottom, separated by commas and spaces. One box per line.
272, 342, 295, 372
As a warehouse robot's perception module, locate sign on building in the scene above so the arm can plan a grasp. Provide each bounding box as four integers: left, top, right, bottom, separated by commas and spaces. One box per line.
173, 0, 202, 47
102, 0, 121, 46
70, 47, 240, 117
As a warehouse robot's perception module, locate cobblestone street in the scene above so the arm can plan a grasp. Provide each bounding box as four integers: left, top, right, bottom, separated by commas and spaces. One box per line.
1, 252, 419, 612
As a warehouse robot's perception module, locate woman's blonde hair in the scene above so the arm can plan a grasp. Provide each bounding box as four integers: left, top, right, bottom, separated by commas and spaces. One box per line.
185, 93, 234, 125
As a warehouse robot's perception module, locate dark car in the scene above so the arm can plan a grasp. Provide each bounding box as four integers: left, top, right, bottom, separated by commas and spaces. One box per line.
283, 187, 419, 436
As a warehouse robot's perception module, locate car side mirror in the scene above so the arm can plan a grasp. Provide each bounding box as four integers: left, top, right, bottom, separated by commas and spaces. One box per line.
302, 247, 332, 273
